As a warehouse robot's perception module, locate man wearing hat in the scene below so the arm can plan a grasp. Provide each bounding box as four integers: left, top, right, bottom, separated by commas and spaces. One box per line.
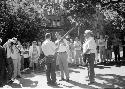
83, 30, 97, 84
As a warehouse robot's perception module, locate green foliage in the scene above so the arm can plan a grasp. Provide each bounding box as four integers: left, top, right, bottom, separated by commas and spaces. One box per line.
63, 0, 125, 38
0, 0, 124, 45
0, 0, 47, 44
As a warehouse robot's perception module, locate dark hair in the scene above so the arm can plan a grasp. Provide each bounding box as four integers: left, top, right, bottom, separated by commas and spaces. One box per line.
45, 33, 51, 39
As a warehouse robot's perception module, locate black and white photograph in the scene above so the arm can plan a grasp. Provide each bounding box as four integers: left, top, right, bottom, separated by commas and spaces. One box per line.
0, 0, 125, 88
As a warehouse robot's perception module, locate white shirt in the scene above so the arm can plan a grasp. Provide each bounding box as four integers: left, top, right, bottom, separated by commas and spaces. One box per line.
56, 39, 69, 52
23, 48, 29, 58
11, 45, 20, 59
74, 41, 81, 50
83, 37, 97, 54
6, 45, 11, 58
42, 39, 57, 56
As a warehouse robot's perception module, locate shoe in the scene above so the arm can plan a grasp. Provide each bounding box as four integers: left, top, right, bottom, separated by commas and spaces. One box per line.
59, 78, 65, 81
16, 75, 22, 78
51, 82, 58, 86
66, 79, 70, 82
47, 82, 52, 85
88, 80, 95, 85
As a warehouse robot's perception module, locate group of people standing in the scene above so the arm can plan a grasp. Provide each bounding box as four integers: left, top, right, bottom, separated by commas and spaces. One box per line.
41, 30, 97, 85
0, 38, 45, 87
0, 29, 124, 87
97, 34, 123, 64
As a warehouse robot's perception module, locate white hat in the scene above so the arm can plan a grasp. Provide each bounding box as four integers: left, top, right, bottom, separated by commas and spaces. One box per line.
84, 30, 92, 34
12, 37, 17, 41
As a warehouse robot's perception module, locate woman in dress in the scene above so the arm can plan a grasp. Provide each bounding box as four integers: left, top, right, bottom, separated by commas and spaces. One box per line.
29, 41, 40, 71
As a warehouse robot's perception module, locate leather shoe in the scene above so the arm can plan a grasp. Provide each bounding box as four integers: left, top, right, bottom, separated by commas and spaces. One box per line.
59, 78, 65, 81
51, 82, 58, 86
47, 82, 51, 85
66, 79, 70, 82
88, 81, 95, 85
16, 75, 22, 78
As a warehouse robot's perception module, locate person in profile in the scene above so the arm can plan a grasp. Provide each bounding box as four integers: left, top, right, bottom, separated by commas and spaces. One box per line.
83, 30, 97, 85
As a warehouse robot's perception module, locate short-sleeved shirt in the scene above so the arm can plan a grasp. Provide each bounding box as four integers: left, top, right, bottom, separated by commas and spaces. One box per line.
42, 39, 56, 56
83, 37, 97, 54
56, 39, 69, 52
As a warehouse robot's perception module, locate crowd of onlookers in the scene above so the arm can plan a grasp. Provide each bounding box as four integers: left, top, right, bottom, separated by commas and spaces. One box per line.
0, 33, 125, 87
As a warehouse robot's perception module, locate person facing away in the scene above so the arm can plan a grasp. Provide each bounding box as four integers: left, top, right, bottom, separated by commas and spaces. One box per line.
42, 33, 59, 85
83, 30, 97, 85
55, 32, 70, 82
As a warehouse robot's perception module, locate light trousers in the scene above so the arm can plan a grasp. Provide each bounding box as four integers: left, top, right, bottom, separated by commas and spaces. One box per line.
12, 57, 21, 78
57, 52, 69, 79
74, 50, 83, 65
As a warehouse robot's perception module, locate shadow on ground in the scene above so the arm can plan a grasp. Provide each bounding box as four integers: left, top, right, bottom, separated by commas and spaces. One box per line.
7, 78, 38, 88
95, 74, 125, 88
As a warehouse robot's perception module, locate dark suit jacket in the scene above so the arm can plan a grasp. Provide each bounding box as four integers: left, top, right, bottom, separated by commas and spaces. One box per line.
0, 45, 7, 71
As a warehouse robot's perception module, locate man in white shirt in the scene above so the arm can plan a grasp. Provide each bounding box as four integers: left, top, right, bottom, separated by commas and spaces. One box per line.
55, 32, 70, 82
42, 33, 59, 85
83, 30, 97, 85
10, 39, 22, 80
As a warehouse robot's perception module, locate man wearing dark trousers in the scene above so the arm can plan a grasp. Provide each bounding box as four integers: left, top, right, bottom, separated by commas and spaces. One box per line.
0, 38, 7, 87
42, 33, 59, 86
112, 34, 120, 64
83, 30, 97, 85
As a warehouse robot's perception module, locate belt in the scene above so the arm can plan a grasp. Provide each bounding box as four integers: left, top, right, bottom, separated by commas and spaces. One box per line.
46, 55, 54, 57
57, 51, 66, 53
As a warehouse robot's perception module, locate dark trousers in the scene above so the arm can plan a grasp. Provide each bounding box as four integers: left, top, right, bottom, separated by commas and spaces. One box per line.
113, 46, 120, 62
85, 53, 95, 82
24, 58, 29, 69
123, 46, 125, 58
46, 56, 56, 83
0, 66, 6, 86
6, 58, 14, 80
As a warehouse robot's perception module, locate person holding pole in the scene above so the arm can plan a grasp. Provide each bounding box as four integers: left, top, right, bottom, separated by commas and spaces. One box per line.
55, 32, 70, 82
83, 30, 97, 85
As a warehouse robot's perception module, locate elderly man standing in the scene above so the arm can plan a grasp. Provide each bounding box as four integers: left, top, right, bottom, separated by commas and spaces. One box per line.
83, 30, 97, 84
55, 32, 70, 82
42, 33, 59, 85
